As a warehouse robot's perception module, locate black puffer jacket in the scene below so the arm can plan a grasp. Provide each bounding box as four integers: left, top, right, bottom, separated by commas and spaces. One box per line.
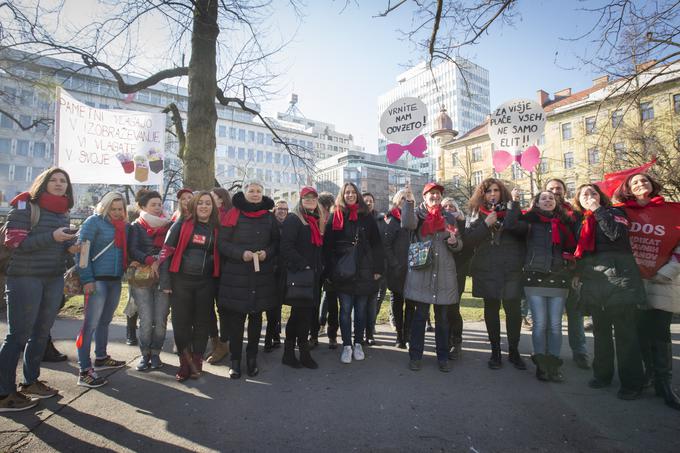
160, 219, 217, 291
383, 210, 410, 293
217, 192, 279, 313
280, 213, 323, 307
128, 221, 166, 264
6, 203, 70, 277
575, 206, 645, 310
323, 209, 384, 296
465, 202, 528, 300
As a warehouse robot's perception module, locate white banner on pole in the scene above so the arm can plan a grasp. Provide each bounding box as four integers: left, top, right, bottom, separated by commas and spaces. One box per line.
55, 87, 166, 185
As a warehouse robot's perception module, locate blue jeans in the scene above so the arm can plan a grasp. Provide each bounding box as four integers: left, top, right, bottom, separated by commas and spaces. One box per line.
527, 295, 566, 357
131, 286, 170, 356
0, 276, 64, 395
77, 280, 122, 371
410, 302, 449, 361
338, 293, 368, 346
566, 303, 588, 357
366, 279, 386, 339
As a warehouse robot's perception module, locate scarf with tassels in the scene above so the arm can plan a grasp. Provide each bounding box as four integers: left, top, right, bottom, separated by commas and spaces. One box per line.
421, 204, 446, 237
168, 219, 220, 277
574, 211, 596, 258
332, 203, 359, 231
304, 214, 323, 247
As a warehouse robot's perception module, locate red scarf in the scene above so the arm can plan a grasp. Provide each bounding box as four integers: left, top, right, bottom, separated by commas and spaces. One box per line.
138, 217, 170, 248
562, 202, 576, 220
110, 218, 128, 269
535, 213, 576, 248
479, 205, 507, 219
390, 208, 401, 221
574, 211, 596, 258
421, 204, 446, 237
332, 204, 359, 231
169, 219, 220, 277
304, 214, 323, 247
11, 191, 69, 213
222, 207, 269, 227
622, 196, 665, 209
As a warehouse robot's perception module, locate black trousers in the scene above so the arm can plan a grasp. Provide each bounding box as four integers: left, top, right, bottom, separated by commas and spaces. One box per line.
286, 306, 314, 346
170, 274, 215, 354
591, 305, 644, 390
265, 306, 281, 342
208, 293, 230, 342
226, 310, 263, 361
391, 291, 414, 342
483, 298, 522, 348
447, 269, 467, 344
320, 288, 339, 339
638, 308, 672, 343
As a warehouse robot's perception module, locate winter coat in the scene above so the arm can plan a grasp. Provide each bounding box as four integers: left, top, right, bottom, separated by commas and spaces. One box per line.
217, 193, 279, 313
382, 210, 411, 293
402, 201, 463, 305
128, 221, 164, 264
76, 214, 127, 284
5, 202, 70, 277
465, 202, 527, 300
280, 214, 324, 307
159, 219, 217, 291
575, 206, 645, 311
323, 209, 384, 296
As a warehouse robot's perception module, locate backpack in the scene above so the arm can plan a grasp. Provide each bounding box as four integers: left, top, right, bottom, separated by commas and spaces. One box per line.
0, 202, 41, 274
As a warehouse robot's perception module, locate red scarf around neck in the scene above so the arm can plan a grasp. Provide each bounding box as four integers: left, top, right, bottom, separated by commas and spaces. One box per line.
138, 217, 170, 248
479, 205, 507, 219
110, 218, 128, 269
169, 219, 220, 277
421, 204, 446, 237
222, 207, 269, 227
622, 196, 665, 209
332, 203, 359, 231
304, 214, 323, 247
11, 191, 69, 213
535, 213, 576, 248
574, 211, 596, 258
390, 207, 401, 221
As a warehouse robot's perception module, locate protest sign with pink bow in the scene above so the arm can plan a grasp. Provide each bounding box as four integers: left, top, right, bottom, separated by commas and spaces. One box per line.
380, 97, 428, 163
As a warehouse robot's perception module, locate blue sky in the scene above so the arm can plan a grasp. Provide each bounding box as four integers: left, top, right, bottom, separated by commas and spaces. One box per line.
264, 1, 608, 150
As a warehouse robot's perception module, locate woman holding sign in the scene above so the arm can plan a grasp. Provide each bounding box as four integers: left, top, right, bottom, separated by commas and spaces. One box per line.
0, 168, 76, 412
614, 174, 680, 409
465, 178, 528, 371
218, 181, 279, 379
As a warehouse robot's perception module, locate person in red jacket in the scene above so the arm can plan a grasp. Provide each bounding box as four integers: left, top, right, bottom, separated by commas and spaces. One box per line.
614, 173, 680, 410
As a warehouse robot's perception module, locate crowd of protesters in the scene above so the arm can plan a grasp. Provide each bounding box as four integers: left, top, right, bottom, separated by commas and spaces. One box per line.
0, 167, 678, 414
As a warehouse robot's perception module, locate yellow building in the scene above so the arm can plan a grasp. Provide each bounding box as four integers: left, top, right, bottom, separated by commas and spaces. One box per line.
438, 61, 680, 204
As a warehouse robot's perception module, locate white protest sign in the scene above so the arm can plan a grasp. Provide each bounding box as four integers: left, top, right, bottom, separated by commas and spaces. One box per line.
488, 99, 545, 151
55, 87, 166, 185
380, 97, 427, 145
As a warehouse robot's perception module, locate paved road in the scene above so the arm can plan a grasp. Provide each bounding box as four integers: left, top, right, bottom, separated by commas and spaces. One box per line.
1, 317, 679, 452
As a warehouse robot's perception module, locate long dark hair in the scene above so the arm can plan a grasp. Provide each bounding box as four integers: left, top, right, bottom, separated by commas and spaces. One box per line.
468, 178, 511, 213
187, 191, 219, 228
211, 187, 232, 210
28, 167, 74, 208
335, 182, 369, 214
612, 172, 662, 202
573, 184, 612, 212
528, 191, 570, 223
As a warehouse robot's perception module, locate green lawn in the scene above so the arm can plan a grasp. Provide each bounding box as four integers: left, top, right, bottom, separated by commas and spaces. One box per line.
62, 277, 494, 323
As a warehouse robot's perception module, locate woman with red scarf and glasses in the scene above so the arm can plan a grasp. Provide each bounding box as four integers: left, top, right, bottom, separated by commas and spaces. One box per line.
218, 181, 279, 379
0, 168, 77, 412
572, 183, 645, 401
465, 178, 528, 371
160, 191, 220, 382
613, 173, 680, 410
128, 189, 171, 372
402, 182, 463, 372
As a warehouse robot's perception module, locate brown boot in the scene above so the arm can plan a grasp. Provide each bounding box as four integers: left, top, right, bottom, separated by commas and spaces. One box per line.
176, 352, 191, 382
207, 341, 229, 364
190, 353, 203, 379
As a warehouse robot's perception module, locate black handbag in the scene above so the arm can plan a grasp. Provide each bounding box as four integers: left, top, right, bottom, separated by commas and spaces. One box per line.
332, 231, 359, 283
286, 268, 315, 301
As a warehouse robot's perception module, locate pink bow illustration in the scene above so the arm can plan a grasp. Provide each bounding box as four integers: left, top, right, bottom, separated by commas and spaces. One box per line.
492, 145, 541, 173
386, 135, 427, 163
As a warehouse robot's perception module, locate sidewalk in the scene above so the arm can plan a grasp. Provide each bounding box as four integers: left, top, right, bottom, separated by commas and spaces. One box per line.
1, 316, 679, 452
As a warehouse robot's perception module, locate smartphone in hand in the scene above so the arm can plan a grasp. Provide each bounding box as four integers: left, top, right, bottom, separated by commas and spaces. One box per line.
64, 228, 79, 235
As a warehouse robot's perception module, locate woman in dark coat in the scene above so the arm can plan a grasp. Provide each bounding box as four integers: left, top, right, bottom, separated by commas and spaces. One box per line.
465, 178, 528, 370
218, 181, 279, 379
324, 182, 384, 364
573, 183, 645, 400
383, 188, 416, 349
280, 187, 327, 369
0, 168, 76, 412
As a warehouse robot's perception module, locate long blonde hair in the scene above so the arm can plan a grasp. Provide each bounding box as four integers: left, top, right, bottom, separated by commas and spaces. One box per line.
95, 192, 127, 221
292, 198, 328, 235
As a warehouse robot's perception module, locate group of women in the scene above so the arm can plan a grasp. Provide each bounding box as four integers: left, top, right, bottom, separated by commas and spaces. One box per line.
0, 166, 678, 414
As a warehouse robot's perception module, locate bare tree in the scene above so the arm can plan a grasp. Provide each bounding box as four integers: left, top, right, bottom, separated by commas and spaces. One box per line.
0, 0, 312, 190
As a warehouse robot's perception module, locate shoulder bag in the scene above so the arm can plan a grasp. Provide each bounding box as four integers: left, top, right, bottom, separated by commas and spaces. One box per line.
285, 268, 315, 301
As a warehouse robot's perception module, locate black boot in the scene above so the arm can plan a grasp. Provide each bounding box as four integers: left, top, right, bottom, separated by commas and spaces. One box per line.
448, 341, 462, 361
282, 340, 302, 368
488, 343, 502, 370
640, 337, 654, 388
547, 355, 564, 383
246, 357, 259, 377
43, 336, 67, 362
299, 341, 318, 369
126, 314, 138, 346
531, 354, 549, 381
653, 341, 680, 410
508, 346, 527, 370
229, 360, 241, 379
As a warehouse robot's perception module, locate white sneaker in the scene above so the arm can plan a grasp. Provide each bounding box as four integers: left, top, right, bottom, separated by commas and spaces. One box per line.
341, 345, 352, 364
353, 343, 365, 361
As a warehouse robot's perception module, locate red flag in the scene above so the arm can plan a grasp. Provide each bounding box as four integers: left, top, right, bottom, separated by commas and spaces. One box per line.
594, 157, 657, 197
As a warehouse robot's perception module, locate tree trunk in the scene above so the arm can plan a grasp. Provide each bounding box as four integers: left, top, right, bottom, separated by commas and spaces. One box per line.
184, 0, 219, 190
